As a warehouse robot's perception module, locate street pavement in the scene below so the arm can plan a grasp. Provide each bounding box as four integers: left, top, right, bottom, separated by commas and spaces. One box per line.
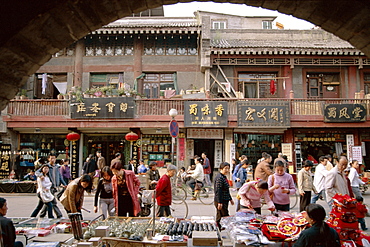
2, 189, 370, 234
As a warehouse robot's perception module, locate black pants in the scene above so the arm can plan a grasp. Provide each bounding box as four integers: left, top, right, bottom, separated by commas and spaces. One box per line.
186, 178, 203, 194
300, 191, 312, 212
157, 205, 171, 217
214, 201, 229, 230
274, 203, 290, 212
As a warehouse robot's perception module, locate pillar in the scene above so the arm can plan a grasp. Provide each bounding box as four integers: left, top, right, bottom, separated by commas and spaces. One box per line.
134, 36, 143, 93
73, 40, 84, 87
283, 65, 293, 98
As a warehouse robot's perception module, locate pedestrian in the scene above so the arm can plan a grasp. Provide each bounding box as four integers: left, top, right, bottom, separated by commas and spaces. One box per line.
348, 160, 365, 199
111, 153, 122, 167
0, 197, 24, 247
125, 158, 136, 172
325, 154, 334, 171
177, 167, 187, 185
59, 159, 71, 185
293, 204, 340, 247
232, 155, 247, 184
355, 196, 368, 231
214, 162, 234, 230
30, 165, 54, 218
82, 154, 97, 176
94, 166, 114, 219
147, 161, 160, 190
273, 153, 287, 166
238, 180, 275, 214
254, 153, 273, 181
60, 175, 92, 215
96, 150, 106, 170
186, 157, 204, 200
326, 156, 350, 208
311, 156, 329, 203
202, 152, 212, 186
156, 164, 177, 217
35, 154, 66, 218
268, 160, 296, 212
110, 161, 141, 216
137, 159, 148, 174
235, 160, 248, 189
297, 160, 316, 212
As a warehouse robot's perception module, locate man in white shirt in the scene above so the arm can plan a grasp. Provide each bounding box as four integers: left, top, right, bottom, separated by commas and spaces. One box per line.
348, 160, 365, 198
326, 156, 350, 208
311, 156, 329, 203
186, 157, 205, 200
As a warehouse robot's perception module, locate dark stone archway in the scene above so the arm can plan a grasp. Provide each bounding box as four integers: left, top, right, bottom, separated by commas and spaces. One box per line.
1, 0, 370, 110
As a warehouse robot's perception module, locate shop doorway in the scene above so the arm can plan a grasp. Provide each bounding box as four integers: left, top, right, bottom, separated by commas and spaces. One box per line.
194, 139, 215, 180
84, 134, 126, 164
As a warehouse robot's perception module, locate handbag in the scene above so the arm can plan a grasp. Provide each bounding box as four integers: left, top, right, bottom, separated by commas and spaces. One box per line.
40, 190, 54, 203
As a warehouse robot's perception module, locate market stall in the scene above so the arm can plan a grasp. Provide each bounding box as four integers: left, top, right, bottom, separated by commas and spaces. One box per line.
0, 180, 36, 193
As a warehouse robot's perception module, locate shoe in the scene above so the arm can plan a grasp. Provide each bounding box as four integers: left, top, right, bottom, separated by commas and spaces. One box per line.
319, 196, 324, 200
363, 228, 368, 231
191, 197, 197, 201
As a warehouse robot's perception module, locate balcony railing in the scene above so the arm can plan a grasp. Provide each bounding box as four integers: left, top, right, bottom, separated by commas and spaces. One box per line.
6, 98, 370, 117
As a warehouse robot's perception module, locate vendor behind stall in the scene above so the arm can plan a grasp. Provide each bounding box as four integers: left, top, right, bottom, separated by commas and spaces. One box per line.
0, 197, 23, 247
293, 204, 340, 247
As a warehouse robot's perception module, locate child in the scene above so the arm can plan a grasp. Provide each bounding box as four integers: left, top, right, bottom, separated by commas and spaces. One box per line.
356, 196, 368, 231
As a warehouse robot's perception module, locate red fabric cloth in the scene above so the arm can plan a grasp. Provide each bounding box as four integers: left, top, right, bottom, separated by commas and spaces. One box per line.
112, 170, 141, 216
346, 177, 355, 198
355, 203, 367, 218
156, 174, 172, 206
270, 80, 276, 95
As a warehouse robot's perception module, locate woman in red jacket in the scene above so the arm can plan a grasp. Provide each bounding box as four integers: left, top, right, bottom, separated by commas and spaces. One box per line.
110, 161, 141, 217
155, 164, 177, 217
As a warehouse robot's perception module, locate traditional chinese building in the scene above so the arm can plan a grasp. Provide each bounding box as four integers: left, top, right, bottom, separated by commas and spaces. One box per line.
2, 7, 370, 178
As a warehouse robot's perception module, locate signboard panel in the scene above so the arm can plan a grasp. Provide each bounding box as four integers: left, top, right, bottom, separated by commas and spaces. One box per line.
281, 143, 293, 162
352, 146, 362, 164
187, 129, 224, 139
0, 144, 11, 179
237, 101, 290, 127
184, 101, 228, 127
324, 103, 366, 122
71, 97, 135, 119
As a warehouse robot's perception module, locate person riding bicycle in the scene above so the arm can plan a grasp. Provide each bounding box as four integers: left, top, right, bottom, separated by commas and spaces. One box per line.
186, 157, 204, 200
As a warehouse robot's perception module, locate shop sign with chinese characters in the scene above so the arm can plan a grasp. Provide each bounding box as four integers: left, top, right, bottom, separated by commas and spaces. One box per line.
324, 104, 366, 122
237, 101, 290, 127
184, 101, 228, 127
0, 144, 11, 179
71, 97, 135, 119
70, 141, 79, 179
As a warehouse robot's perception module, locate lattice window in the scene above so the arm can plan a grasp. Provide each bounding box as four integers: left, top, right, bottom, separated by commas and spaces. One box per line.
84, 35, 134, 56
144, 35, 197, 56
143, 73, 176, 98
364, 73, 370, 94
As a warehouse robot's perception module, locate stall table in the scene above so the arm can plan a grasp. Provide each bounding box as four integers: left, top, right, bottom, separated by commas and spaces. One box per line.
0, 181, 36, 193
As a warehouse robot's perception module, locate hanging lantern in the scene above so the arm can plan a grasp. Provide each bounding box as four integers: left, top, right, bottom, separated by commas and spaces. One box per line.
66, 132, 80, 142
125, 132, 139, 142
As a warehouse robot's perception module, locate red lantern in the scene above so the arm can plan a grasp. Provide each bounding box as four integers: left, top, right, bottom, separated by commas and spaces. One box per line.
125, 132, 139, 142
66, 132, 80, 142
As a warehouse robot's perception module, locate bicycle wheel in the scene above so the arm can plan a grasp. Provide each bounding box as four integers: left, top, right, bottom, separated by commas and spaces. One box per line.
198, 187, 214, 205
173, 186, 187, 200
171, 199, 188, 219
289, 190, 299, 210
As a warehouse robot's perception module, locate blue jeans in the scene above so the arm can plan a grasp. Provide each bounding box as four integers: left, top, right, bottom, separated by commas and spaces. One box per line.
31, 193, 54, 218
311, 190, 325, 203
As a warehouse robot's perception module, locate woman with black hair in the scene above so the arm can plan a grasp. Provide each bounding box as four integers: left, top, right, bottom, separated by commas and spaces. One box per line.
293, 204, 340, 247
214, 162, 234, 230
238, 180, 275, 214
94, 166, 114, 219
60, 175, 92, 214
30, 164, 54, 218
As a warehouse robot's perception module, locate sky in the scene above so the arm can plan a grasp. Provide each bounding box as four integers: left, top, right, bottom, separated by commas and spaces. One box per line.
163, 2, 315, 30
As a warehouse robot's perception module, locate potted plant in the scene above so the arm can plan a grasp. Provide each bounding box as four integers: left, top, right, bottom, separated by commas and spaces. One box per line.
14, 91, 21, 100
159, 90, 165, 99
83, 88, 92, 98
57, 93, 64, 100
117, 87, 126, 97
20, 89, 28, 99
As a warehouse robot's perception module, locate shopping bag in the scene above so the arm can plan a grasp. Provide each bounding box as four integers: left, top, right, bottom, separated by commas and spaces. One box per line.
40, 190, 54, 203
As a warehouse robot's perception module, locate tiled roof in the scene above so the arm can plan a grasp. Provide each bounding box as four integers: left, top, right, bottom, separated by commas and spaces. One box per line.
103, 17, 200, 28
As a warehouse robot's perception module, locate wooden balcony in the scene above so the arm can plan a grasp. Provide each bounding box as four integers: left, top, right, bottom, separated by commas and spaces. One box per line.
6, 98, 370, 118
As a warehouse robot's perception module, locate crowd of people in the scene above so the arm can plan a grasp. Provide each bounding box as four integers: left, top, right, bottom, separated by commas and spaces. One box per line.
1, 148, 368, 247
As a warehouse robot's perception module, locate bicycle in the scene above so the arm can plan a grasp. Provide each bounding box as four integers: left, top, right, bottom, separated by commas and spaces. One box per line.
172, 181, 214, 205
170, 197, 189, 219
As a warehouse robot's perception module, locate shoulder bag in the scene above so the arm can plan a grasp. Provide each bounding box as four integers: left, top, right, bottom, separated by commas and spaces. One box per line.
40, 190, 54, 203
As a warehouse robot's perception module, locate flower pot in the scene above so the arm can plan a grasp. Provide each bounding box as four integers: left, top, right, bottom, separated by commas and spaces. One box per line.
20, 95, 27, 100
57, 94, 64, 99
14, 95, 20, 100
